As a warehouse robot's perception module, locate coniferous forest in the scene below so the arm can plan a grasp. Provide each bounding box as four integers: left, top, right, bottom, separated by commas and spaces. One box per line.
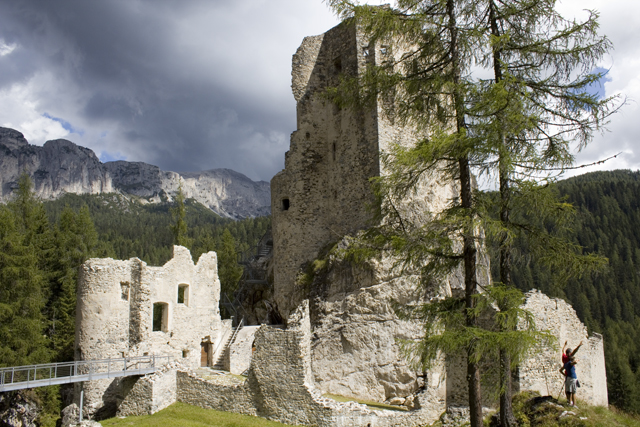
1, 170, 640, 421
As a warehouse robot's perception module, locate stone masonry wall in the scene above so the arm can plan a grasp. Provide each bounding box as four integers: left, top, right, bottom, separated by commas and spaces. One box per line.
117, 361, 181, 417
228, 326, 260, 375
74, 246, 224, 419
272, 18, 459, 321
179, 300, 448, 427
518, 290, 608, 406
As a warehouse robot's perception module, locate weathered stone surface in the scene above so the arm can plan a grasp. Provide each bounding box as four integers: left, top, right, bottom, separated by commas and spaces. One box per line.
0, 127, 269, 219
517, 290, 608, 407
74, 246, 224, 419
0, 391, 39, 427
60, 403, 79, 426
228, 326, 260, 375
117, 361, 183, 416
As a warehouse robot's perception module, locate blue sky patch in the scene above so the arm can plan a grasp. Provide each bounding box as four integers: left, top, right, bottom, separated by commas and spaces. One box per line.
99, 151, 127, 163
583, 67, 612, 99
42, 113, 84, 136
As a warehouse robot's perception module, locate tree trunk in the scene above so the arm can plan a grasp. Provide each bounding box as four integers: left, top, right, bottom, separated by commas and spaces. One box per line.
490, 2, 517, 424
447, 0, 482, 424
500, 349, 518, 427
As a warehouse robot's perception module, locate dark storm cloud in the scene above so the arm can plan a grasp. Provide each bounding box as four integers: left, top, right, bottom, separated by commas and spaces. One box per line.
2, 0, 636, 180
0, 0, 339, 181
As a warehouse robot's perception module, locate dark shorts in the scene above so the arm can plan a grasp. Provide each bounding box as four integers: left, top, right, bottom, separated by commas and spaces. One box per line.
565, 377, 577, 393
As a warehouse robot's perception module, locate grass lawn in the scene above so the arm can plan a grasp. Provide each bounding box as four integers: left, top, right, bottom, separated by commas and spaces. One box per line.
100, 402, 292, 427
99, 394, 640, 427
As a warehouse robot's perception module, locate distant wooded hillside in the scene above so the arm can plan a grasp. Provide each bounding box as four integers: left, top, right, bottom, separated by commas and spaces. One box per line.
43, 193, 271, 266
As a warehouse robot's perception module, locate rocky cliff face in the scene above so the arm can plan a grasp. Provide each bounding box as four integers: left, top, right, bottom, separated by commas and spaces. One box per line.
0, 127, 270, 219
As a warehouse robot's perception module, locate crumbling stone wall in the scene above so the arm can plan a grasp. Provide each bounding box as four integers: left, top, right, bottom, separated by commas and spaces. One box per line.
517, 290, 608, 406
117, 361, 181, 417
178, 300, 449, 427
228, 326, 260, 375
74, 246, 224, 418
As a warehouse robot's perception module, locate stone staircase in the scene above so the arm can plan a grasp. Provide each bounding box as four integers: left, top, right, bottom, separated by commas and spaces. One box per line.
212, 321, 244, 371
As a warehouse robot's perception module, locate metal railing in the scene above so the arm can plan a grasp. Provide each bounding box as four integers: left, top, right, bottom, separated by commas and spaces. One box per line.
0, 355, 171, 392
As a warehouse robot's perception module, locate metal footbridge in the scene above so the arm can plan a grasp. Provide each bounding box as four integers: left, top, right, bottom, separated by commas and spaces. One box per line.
0, 355, 171, 392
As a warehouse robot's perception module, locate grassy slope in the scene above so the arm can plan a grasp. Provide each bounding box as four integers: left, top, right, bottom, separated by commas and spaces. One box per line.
101, 402, 292, 427
507, 392, 640, 427
100, 396, 640, 427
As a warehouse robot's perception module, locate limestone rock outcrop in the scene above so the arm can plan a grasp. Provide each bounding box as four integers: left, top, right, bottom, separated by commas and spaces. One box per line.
0, 127, 270, 219
0, 391, 39, 427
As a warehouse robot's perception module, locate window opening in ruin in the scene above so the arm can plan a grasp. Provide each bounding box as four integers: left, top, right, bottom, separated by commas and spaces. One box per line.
380, 46, 388, 55
282, 198, 290, 211
152, 302, 169, 332
333, 57, 342, 73
182, 349, 189, 358
177, 284, 189, 305
120, 282, 130, 301
363, 47, 369, 57
305, 131, 310, 140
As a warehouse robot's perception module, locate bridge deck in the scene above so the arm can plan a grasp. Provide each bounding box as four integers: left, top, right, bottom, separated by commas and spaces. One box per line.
0, 355, 171, 392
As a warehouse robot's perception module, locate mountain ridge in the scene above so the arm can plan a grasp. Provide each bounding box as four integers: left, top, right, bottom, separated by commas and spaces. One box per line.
0, 127, 270, 219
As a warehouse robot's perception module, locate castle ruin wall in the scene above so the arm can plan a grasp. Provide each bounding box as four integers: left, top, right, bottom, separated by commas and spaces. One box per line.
74, 246, 224, 418
518, 290, 608, 407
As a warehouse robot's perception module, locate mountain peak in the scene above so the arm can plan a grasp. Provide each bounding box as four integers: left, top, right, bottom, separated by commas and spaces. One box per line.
0, 127, 271, 219
0, 127, 29, 150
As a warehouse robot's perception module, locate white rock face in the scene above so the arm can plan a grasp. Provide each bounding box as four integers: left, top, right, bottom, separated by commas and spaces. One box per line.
0, 127, 270, 219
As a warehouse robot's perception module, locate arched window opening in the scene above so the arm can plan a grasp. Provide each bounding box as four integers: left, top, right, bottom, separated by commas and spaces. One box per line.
177, 284, 189, 305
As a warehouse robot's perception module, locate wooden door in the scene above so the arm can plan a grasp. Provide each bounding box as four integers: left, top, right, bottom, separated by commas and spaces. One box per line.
201, 342, 209, 367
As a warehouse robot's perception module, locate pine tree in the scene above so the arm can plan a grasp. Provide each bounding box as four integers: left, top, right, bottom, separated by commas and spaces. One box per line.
217, 229, 243, 301
0, 187, 50, 367
171, 182, 193, 248
50, 205, 98, 361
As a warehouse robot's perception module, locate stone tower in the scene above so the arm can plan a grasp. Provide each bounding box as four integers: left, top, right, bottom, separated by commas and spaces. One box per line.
271, 20, 456, 319
270, 19, 460, 406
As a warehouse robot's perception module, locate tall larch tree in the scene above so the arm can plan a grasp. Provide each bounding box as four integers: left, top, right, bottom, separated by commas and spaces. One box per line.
324, 1, 618, 425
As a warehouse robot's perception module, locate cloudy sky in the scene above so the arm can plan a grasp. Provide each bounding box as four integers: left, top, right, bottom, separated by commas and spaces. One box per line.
0, 0, 637, 182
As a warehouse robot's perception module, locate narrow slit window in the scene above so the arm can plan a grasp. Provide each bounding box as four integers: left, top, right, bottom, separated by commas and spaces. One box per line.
120, 282, 130, 301
177, 284, 189, 305
332, 142, 336, 161
334, 57, 342, 73
282, 198, 290, 211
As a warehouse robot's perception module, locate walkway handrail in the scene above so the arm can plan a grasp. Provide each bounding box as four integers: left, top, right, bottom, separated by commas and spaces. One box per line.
0, 354, 172, 392
229, 317, 244, 346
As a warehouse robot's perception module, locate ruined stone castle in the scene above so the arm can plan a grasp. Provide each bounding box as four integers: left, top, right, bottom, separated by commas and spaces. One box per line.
72, 19, 608, 426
